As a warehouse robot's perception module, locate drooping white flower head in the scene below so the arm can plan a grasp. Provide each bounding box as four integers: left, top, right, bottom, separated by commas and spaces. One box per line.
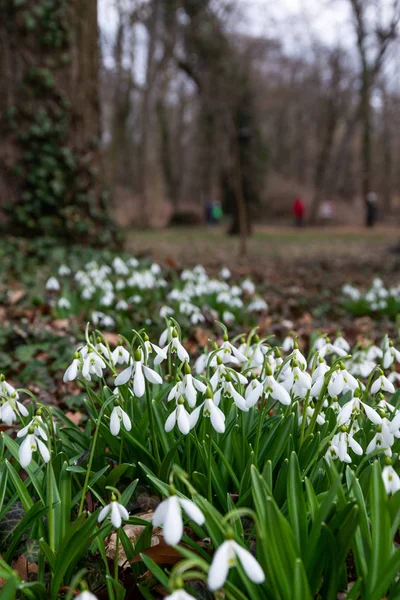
109, 405, 132, 436
165, 398, 191, 435
371, 372, 395, 395
208, 538, 265, 591
17, 417, 50, 468
98, 497, 129, 529
112, 344, 131, 366
166, 590, 194, 600
190, 389, 226, 433
152, 494, 204, 546
46, 277, 60, 291
75, 591, 98, 600
114, 348, 162, 396
382, 464, 400, 495
0, 394, 29, 426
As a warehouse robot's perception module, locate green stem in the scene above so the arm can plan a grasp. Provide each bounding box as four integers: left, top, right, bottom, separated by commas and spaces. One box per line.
78, 396, 115, 517
299, 390, 311, 446
47, 460, 55, 552
114, 529, 120, 581
145, 380, 161, 471
207, 425, 213, 503
254, 392, 266, 464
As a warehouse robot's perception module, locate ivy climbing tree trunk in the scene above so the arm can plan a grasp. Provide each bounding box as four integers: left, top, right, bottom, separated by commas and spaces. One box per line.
0, 0, 117, 244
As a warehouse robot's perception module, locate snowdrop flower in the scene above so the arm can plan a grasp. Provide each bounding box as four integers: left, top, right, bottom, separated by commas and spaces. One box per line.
46, 276, 60, 291
334, 335, 350, 352
248, 298, 268, 312
281, 364, 311, 399
214, 376, 248, 411
182, 364, 206, 408
382, 464, 400, 495
58, 264, 71, 276
282, 336, 294, 352
98, 496, 129, 529
338, 396, 382, 426
366, 425, 393, 457
115, 348, 162, 395
160, 306, 174, 319
219, 339, 247, 364
153, 494, 204, 546
327, 366, 358, 398
242, 279, 255, 295
112, 257, 129, 276
0, 376, 16, 398
57, 297, 71, 310
116, 299, 129, 311
109, 405, 131, 436
144, 339, 168, 366
166, 591, 194, 600
371, 372, 395, 395
388, 371, 400, 385
102, 315, 116, 328
1, 394, 29, 426
208, 537, 265, 591
383, 342, 400, 369
63, 353, 81, 382
168, 330, 189, 363
222, 311, 235, 324
190, 388, 226, 433
17, 418, 50, 468
159, 306, 175, 322
82, 350, 107, 381
336, 430, 363, 462
299, 405, 326, 427
165, 398, 191, 435
112, 344, 131, 366
75, 592, 98, 600
190, 311, 205, 325
220, 268, 231, 279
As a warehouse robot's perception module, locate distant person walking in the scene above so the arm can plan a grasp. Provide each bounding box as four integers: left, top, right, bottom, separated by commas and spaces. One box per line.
292, 196, 305, 227
365, 192, 378, 228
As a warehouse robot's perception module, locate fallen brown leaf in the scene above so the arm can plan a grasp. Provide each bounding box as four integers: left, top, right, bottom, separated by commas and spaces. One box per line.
9, 289, 26, 305
103, 332, 120, 346
13, 554, 38, 580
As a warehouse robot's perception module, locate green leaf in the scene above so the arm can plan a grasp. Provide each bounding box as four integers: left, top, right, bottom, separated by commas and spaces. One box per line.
140, 553, 170, 588
287, 452, 307, 557
367, 462, 391, 595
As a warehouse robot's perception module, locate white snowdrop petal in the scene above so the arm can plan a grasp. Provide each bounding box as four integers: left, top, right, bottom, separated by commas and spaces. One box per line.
115, 366, 133, 386
234, 542, 265, 584
163, 496, 183, 545
165, 410, 177, 433
133, 362, 145, 398
98, 504, 111, 523
118, 504, 129, 522
37, 438, 50, 463
152, 498, 169, 527
143, 365, 163, 385
208, 541, 231, 591
111, 502, 122, 528
19, 434, 34, 468
110, 408, 121, 436
179, 498, 205, 525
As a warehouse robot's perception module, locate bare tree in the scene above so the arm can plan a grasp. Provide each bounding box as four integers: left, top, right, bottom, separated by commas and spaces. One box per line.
349, 0, 399, 219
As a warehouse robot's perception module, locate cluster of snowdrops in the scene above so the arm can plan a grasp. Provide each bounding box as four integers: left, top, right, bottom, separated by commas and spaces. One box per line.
343, 277, 400, 319
44, 259, 267, 335
2, 322, 400, 599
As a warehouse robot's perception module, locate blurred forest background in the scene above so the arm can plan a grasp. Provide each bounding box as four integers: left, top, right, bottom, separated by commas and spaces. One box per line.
1, 0, 400, 244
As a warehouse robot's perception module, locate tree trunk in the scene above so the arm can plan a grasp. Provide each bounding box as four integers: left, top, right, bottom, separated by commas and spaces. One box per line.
0, 0, 115, 243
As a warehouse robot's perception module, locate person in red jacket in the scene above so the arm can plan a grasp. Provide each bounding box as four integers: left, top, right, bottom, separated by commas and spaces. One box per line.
292, 196, 305, 227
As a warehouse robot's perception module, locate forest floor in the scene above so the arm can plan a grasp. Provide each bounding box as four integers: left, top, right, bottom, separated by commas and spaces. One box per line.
1, 227, 400, 406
